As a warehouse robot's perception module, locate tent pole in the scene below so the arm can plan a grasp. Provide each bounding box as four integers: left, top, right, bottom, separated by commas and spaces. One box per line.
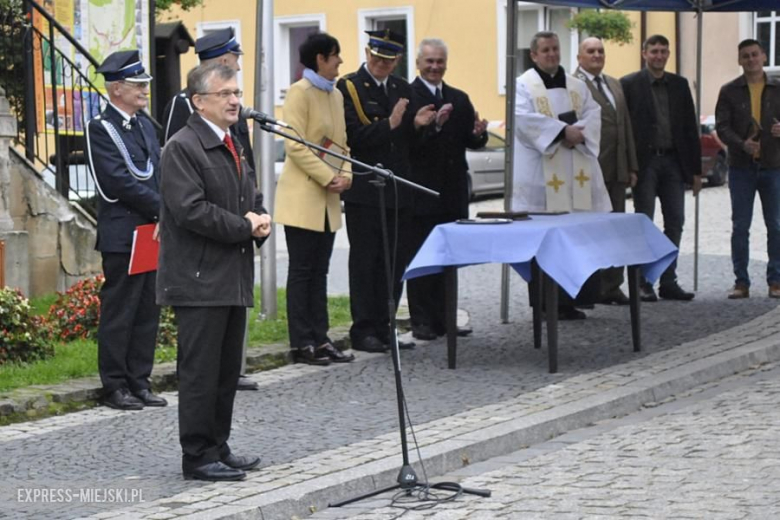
500, 0, 519, 324
694, 7, 703, 291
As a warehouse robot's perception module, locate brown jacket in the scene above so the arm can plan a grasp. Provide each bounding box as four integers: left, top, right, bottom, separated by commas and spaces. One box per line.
575, 68, 638, 185
715, 74, 780, 169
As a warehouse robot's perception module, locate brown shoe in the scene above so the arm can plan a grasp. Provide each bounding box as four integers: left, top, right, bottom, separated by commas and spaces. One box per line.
728, 284, 749, 299
769, 283, 780, 299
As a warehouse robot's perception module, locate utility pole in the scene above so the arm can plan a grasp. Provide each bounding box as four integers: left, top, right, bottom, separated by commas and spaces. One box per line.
254, 0, 277, 318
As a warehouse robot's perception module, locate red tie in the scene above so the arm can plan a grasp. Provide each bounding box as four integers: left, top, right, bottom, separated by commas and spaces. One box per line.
223, 134, 241, 177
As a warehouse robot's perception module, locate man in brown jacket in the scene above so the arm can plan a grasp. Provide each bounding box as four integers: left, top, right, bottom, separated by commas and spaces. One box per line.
575, 37, 638, 305
715, 39, 780, 299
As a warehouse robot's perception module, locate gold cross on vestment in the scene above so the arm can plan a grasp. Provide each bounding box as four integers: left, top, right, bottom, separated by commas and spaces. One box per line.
575, 169, 590, 188
547, 174, 565, 193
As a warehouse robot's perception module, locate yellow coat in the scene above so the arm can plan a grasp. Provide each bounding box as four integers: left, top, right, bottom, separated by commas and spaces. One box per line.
274, 78, 351, 232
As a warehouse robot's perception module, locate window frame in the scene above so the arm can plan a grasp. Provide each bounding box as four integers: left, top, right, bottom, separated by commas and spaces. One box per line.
357, 6, 416, 81
273, 13, 327, 105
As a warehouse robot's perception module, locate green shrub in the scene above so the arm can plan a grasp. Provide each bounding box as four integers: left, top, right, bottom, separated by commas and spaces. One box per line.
157, 306, 177, 350
0, 287, 53, 365
568, 10, 634, 45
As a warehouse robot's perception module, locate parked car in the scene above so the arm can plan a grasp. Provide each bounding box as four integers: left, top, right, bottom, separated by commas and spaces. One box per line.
466, 129, 506, 199
700, 115, 728, 187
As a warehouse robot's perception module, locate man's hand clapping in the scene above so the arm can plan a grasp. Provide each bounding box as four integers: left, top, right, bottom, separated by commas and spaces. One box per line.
245, 211, 272, 238
389, 98, 409, 130
473, 111, 488, 135
414, 103, 437, 129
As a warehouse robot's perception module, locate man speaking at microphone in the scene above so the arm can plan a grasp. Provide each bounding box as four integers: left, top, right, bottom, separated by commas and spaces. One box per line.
158, 62, 271, 481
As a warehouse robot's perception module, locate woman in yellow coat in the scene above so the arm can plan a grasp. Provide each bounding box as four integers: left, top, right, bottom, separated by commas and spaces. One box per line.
275, 32, 353, 365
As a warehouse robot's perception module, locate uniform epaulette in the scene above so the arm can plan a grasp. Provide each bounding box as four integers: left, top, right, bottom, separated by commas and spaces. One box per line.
342, 72, 358, 81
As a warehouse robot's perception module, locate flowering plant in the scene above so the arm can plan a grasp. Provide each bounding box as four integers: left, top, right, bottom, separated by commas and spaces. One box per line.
47, 275, 104, 341
0, 287, 53, 365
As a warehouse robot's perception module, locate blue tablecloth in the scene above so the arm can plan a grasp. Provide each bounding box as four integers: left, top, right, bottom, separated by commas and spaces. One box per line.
403, 212, 678, 297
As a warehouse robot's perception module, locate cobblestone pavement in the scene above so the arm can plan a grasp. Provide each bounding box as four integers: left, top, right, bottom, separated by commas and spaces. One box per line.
3, 186, 780, 519
320, 362, 780, 520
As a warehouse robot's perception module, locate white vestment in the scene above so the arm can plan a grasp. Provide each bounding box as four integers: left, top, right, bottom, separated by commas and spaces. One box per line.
512, 68, 612, 213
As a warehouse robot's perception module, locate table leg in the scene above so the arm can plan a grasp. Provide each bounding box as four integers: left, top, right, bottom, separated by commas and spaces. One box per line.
543, 271, 558, 374
444, 266, 458, 369
628, 265, 641, 352
531, 260, 543, 349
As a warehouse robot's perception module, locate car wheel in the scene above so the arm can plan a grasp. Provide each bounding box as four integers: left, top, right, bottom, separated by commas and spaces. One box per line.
708, 153, 728, 187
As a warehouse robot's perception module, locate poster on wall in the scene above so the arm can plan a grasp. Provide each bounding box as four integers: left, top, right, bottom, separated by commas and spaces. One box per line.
32, 0, 151, 134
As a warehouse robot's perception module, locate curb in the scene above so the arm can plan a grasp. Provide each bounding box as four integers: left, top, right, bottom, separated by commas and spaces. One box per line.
0, 329, 352, 423
130, 307, 780, 520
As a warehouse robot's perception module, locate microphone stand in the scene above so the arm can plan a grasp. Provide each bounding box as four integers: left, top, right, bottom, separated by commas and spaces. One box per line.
257, 122, 490, 506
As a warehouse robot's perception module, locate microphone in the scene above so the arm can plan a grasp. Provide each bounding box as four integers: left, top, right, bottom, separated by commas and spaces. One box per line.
240, 107, 292, 129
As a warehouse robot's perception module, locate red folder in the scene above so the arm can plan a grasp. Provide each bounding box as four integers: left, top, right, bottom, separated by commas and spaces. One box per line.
128, 224, 159, 275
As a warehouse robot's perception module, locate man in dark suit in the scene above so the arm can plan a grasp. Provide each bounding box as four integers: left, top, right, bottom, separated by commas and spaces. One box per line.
161, 28, 257, 390
336, 30, 436, 353
575, 37, 638, 306
621, 34, 702, 302
86, 50, 167, 410
158, 63, 271, 481
406, 38, 488, 340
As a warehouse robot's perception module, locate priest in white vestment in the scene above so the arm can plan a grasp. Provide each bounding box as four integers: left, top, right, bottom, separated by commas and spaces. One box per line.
512, 32, 612, 213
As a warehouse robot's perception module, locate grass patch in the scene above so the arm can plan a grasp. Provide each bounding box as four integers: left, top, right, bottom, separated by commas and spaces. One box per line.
1, 288, 352, 393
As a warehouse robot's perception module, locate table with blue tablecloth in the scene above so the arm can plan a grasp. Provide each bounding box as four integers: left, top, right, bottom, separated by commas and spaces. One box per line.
402, 212, 678, 372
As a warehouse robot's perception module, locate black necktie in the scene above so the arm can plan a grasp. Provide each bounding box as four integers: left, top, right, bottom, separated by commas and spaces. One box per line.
594, 76, 607, 98
435, 87, 442, 102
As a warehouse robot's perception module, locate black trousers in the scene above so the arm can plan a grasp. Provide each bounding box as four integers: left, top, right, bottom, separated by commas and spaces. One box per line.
284, 224, 336, 349
406, 213, 458, 334
632, 154, 686, 287
175, 305, 246, 471
344, 203, 410, 344
97, 253, 159, 394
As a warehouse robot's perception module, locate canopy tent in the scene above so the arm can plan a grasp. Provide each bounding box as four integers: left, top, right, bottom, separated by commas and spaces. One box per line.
499, 0, 773, 320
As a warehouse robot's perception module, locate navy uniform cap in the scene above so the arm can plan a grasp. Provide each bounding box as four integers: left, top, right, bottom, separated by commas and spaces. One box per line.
366, 29, 405, 59
196, 28, 243, 61
96, 50, 152, 82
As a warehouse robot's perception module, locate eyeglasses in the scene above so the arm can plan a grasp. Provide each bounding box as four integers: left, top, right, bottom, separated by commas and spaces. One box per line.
121, 81, 150, 89
198, 89, 243, 99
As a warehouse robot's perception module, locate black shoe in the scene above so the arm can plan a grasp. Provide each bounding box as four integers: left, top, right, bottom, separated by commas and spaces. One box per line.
183, 461, 246, 482
559, 307, 587, 320
659, 283, 695, 301
412, 324, 437, 341
293, 345, 331, 365
132, 389, 168, 407
237, 375, 259, 391
397, 339, 416, 350
456, 326, 473, 337
317, 342, 355, 363
640, 283, 658, 302
222, 453, 261, 471
352, 336, 388, 353
601, 288, 630, 306
102, 388, 144, 411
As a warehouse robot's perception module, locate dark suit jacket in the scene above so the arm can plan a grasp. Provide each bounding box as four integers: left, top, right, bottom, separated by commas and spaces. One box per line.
574, 68, 638, 186
336, 65, 418, 208
157, 112, 266, 308
161, 91, 255, 171
86, 104, 161, 253
409, 78, 487, 218
620, 69, 701, 182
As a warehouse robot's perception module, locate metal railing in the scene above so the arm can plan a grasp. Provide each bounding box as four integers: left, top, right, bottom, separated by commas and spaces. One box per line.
0, 0, 160, 218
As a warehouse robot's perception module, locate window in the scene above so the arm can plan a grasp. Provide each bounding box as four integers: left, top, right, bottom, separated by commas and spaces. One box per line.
496, 0, 578, 95
358, 7, 415, 81
274, 14, 326, 105
196, 21, 243, 96
755, 11, 780, 70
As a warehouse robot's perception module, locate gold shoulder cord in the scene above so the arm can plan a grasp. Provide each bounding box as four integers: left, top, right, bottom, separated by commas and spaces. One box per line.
345, 79, 372, 126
